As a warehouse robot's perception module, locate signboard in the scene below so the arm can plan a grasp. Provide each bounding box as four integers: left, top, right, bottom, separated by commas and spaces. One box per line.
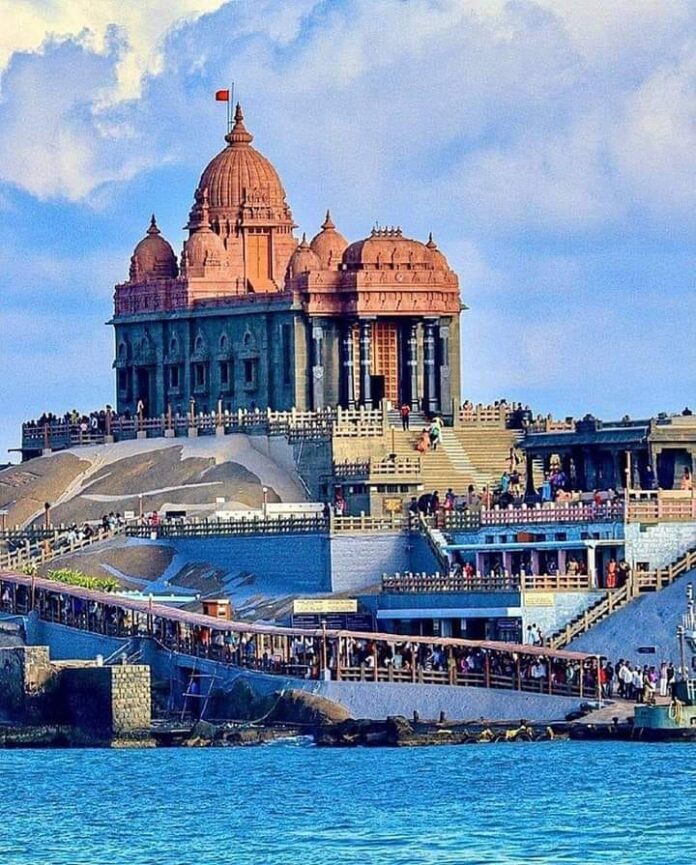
383, 497, 403, 515
522, 592, 555, 607
292, 613, 374, 632
293, 598, 358, 615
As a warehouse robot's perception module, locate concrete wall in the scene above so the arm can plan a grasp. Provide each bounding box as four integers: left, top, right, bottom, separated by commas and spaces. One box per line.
570, 567, 696, 662
330, 532, 410, 593
154, 530, 440, 598
166, 534, 333, 595
61, 665, 151, 736
522, 591, 605, 636
26, 615, 130, 661
625, 521, 696, 570
160, 653, 581, 722
23, 624, 582, 723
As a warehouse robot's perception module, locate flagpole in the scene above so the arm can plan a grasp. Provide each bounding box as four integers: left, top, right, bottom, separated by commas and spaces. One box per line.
231, 81, 235, 129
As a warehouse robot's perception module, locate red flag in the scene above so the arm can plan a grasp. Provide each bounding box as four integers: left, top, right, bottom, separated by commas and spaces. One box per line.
215, 89, 229, 102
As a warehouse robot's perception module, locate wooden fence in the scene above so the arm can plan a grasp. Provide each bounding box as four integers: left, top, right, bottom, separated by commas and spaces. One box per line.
381, 571, 594, 594
22, 406, 385, 452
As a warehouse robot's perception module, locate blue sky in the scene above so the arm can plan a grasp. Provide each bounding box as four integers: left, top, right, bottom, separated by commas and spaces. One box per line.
1, 0, 694, 458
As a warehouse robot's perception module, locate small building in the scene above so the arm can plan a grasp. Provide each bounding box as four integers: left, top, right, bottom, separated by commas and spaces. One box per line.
522, 414, 696, 492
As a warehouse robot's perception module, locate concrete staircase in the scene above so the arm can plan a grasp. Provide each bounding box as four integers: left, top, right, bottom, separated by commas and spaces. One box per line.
386, 424, 520, 494
548, 545, 696, 650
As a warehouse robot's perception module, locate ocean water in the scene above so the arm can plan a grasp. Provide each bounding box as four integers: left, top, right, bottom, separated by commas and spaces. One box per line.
1, 740, 694, 865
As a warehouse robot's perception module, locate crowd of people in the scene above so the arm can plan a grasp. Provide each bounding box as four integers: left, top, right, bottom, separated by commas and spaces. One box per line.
600, 658, 695, 704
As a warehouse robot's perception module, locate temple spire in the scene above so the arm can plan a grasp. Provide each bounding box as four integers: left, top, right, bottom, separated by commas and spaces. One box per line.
322, 209, 336, 231
225, 102, 253, 146
147, 214, 160, 235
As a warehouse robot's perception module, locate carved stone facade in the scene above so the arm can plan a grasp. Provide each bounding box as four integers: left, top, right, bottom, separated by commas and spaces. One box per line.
112, 104, 463, 417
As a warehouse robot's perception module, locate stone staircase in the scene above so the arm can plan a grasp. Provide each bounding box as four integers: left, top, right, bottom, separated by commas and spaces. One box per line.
386, 423, 521, 494
548, 545, 696, 650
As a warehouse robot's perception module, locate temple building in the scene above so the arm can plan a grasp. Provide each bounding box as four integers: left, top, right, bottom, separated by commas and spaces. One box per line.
111, 104, 463, 419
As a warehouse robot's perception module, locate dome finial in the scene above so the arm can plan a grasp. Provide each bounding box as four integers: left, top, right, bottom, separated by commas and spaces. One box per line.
147, 214, 160, 235
225, 102, 253, 146
300, 232, 309, 247
426, 232, 437, 249
322, 209, 336, 231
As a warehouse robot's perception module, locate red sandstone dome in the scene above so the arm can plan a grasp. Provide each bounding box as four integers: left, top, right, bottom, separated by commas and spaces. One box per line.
342, 227, 450, 270
129, 216, 178, 282
310, 211, 348, 269
182, 188, 228, 271
288, 233, 321, 278
197, 103, 292, 223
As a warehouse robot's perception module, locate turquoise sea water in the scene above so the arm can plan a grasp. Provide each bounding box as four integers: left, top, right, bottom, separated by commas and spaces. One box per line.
1, 740, 694, 865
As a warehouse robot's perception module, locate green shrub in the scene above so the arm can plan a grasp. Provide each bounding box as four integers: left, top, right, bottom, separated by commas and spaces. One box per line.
44, 568, 120, 593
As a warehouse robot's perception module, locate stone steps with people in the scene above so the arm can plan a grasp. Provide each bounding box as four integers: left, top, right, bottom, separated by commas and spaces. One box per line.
386, 423, 522, 494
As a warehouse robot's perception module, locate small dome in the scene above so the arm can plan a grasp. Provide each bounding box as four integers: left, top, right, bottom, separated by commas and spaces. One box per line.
288, 233, 321, 278
310, 210, 348, 268
343, 227, 428, 269
182, 187, 228, 271
183, 230, 228, 270
129, 216, 178, 281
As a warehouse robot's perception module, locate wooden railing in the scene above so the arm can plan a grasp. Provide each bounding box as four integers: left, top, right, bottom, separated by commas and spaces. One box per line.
126, 515, 329, 539
0, 527, 124, 572
381, 570, 594, 594
525, 418, 576, 434
423, 501, 625, 532
626, 493, 696, 523
22, 406, 385, 453
548, 546, 696, 649
459, 405, 512, 428
331, 514, 406, 533
0, 571, 600, 700
332, 455, 422, 482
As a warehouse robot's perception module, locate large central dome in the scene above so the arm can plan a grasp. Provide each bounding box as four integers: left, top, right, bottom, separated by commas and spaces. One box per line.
198, 103, 292, 223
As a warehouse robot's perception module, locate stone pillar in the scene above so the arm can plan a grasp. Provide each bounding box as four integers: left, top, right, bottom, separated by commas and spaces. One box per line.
422, 318, 438, 415
438, 319, 452, 420
406, 321, 419, 410
341, 323, 356, 408
557, 549, 567, 575
587, 545, 597, 588
583, 449, 597, 490
311, 322, 325, 410
358, 319, 373, 408
530, 549, 540, 575
612, 450, 623, 490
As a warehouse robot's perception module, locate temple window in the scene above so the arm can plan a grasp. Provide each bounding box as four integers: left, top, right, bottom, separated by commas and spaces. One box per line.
243, 358, 257, 390
192, 362, 207, 392
118, 369, 130, 397
219, 360, 232, 392
168, 366, 181, 391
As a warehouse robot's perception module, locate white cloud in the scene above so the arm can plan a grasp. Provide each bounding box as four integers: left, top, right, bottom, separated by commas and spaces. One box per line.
0, 0, 693, 228
0, 0, 229, 101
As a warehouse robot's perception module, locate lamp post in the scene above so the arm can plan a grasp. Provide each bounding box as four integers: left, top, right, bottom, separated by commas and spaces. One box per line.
138, 493, 144, 520
262, 486, 268, 520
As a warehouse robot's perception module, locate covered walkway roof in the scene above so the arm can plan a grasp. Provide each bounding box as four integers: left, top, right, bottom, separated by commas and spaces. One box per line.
0, 570, 596, 661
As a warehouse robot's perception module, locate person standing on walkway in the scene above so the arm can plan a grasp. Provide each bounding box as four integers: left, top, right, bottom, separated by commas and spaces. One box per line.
400, 403, 411, 431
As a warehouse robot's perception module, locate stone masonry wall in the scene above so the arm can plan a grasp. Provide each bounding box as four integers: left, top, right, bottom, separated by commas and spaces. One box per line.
111, 665, 151, 734
0, 646, 55, 723
60, 664, 151, 737
625, 521, 696, 570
